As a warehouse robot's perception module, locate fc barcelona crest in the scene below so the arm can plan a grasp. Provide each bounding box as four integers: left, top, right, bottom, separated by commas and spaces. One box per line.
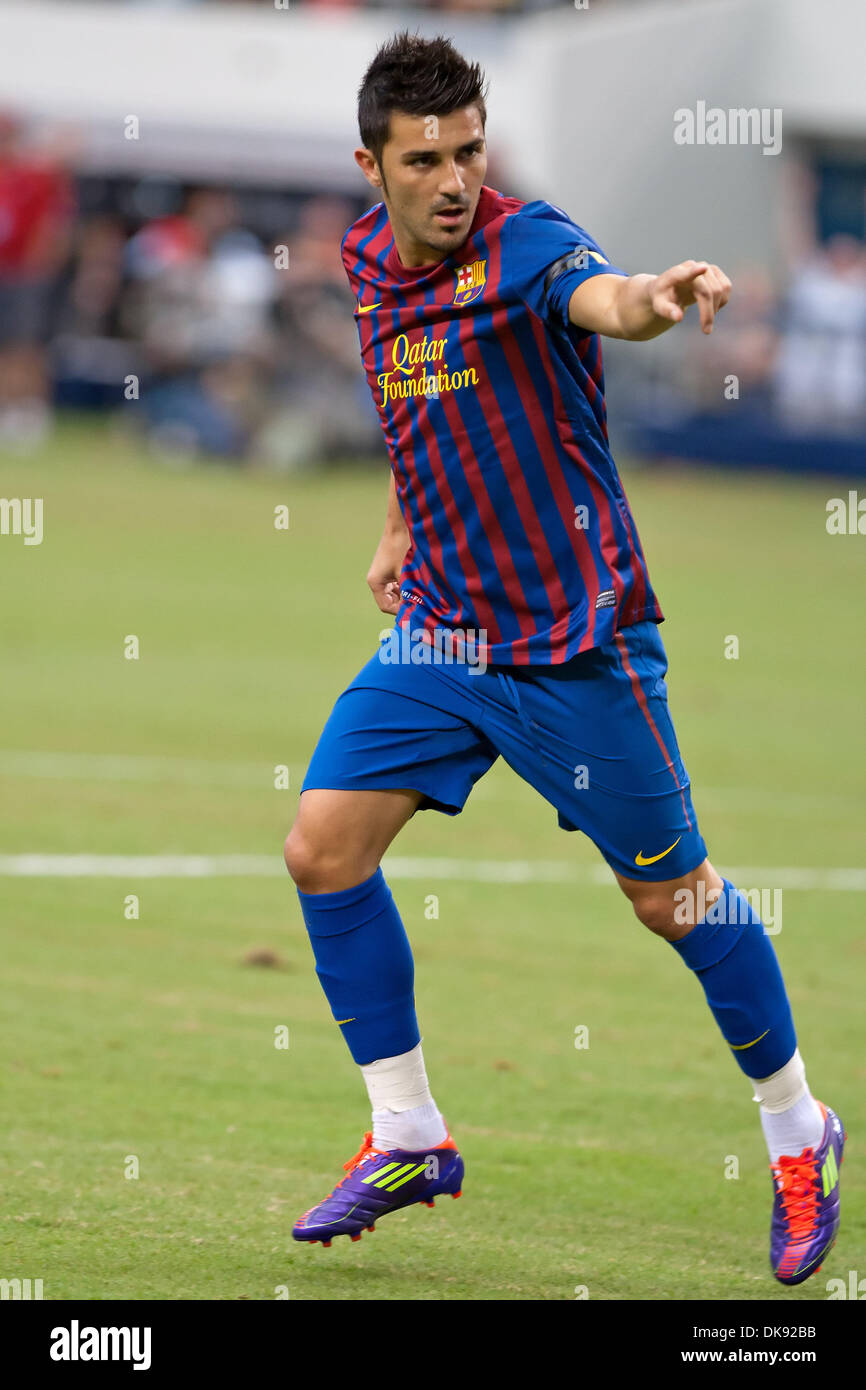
453, 258, 487, 307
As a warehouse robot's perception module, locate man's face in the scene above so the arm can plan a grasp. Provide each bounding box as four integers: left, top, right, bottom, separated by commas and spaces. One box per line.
356, 106, 487, 267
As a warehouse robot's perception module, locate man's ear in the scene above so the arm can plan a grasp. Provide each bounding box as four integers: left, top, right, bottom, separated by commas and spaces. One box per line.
354, 147, 382, 190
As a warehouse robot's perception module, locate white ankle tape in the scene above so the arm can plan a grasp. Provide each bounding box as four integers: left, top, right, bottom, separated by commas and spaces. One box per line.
361, 1042, 434, 1112
751, 1048, 808, 1113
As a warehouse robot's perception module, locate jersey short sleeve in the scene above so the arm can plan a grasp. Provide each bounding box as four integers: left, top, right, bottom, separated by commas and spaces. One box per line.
506, 200, 627, 329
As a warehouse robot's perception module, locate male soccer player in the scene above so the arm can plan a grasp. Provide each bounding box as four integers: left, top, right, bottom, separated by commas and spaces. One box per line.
284, 33, 844, 1285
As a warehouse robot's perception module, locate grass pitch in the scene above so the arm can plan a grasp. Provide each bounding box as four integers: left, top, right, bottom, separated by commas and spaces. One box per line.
1, 421, 863, 1300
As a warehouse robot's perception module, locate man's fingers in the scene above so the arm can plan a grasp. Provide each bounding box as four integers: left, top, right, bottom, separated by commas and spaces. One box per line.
711, 263, 733, 310
378, 580, 402, 615
368, 576, 401, 615
694, 265, 732, 333
665, 259, 709, 286
697, 297, 715, 333
652, 261, 732, 332
693, 277, 716, 332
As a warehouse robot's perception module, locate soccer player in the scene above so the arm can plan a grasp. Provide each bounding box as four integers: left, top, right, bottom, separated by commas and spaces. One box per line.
284, 33, 844, 1285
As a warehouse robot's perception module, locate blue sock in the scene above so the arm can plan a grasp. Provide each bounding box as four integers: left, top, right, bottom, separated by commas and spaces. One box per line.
670, 879, 796, 1078
297, 867, 420, 1067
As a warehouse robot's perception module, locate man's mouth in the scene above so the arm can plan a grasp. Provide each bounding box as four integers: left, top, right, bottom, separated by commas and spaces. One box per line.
433, 206, 466, 227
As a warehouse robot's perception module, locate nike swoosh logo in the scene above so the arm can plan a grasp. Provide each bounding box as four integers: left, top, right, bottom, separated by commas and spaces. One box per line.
730, 1028, 770, 1051
634, 836, 682, 866
321, 1201, 362, 1226
357, 302, 382, 314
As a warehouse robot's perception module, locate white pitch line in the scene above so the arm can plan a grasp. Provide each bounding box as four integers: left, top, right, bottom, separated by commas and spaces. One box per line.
0, 854, 283, 879
0, 854, 863, 891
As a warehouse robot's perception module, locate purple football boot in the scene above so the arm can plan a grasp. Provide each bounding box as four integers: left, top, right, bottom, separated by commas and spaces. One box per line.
771, 1101, 846, 1285
293, 1129, 464, 1246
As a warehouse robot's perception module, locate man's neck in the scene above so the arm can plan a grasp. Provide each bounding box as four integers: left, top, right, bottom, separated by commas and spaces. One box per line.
390, 228, 446, 271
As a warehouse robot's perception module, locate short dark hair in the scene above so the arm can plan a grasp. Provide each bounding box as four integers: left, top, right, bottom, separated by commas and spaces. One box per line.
358, 32, 488, 169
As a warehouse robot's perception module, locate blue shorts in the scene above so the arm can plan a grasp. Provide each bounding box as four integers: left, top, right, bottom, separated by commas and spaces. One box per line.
301, 620, 707, 882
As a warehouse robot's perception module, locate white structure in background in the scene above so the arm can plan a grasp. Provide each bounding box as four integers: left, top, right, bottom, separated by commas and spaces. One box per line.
0, 0, 864, 275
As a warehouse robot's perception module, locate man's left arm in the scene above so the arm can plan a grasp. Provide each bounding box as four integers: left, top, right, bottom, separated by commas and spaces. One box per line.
568, 260, 732, 341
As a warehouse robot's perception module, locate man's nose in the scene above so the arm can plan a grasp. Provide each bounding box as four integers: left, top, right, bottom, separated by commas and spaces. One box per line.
438, 161, 466, 198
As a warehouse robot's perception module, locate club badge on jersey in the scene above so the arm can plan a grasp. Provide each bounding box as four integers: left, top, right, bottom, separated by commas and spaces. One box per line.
453, 259, 487, 307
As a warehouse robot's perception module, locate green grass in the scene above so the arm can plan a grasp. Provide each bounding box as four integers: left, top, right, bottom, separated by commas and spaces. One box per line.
1, 419, 863, 1300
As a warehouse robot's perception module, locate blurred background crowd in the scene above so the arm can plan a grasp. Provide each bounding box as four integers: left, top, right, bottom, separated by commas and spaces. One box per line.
0, 114, 383, 464
1, 0, 865, 472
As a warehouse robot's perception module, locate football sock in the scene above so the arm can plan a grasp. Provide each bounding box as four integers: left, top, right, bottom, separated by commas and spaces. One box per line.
361, 1041, 435, 1110
371, 1102, 448, 1152
297, 867, 420, 1066
670, 878, 796, 1079
362, 1043, 448, 1151
751, 1048, 825, 1163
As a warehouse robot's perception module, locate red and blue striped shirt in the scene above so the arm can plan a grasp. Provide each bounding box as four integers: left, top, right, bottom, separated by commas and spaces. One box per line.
341, 184, 663, 665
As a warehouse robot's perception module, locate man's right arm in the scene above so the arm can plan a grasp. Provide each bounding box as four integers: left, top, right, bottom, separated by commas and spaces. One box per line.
367, 472, 410, 616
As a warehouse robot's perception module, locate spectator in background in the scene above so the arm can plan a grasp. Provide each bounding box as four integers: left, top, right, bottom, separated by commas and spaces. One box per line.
123, 187, 277, 458
262, 194, 380, 468
52, 214, 130, 409
774, 234, 866, 433
685, 264, 780, 417
0, 113, 75, 448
